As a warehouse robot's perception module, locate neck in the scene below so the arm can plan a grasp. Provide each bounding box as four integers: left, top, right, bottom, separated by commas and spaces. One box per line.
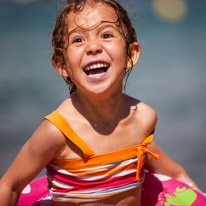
71, 89, 130, 133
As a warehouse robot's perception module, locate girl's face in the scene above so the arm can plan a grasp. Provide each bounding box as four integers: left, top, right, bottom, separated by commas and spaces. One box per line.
60, 2, 131, 97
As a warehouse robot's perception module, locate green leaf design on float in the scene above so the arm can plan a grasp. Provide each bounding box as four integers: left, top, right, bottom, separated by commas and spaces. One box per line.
158, 186, 197, 206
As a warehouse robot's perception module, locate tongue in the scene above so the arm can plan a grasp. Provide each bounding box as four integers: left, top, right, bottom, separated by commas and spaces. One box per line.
87, 68, 105, 75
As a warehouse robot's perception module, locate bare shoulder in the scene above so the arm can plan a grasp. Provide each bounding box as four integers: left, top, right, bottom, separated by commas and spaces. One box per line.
27, 118, 66, 160
137, 101, 157, 122
125, 95, 157, 135
138, 101, 157, 132
32, 98, 75, 158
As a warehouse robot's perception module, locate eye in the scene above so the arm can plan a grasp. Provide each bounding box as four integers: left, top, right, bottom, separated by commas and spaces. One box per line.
101, 33, 114, 39
71, 37, 85, 44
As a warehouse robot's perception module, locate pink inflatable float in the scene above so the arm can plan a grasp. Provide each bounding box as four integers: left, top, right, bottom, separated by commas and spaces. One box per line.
17, 171, 206, 206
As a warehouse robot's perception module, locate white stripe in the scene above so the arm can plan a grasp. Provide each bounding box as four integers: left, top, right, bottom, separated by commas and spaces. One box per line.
51, 168, 137, 181
48, 157, 137, 180
49, 165, 137, 181
49, 157, 137, 174
47, 173, 74, 189
48, 164, 78, 176
50, 182, 139, 200
80, 157, 137, 171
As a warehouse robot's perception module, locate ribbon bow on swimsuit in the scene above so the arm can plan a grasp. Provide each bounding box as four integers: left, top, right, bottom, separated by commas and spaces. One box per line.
135, 136, 159, 182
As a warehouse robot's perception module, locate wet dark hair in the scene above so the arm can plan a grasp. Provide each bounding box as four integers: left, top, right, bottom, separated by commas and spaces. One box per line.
52, 0, 138, 94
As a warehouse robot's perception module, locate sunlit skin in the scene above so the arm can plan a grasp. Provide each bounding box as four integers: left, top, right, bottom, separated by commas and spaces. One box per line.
58, 2, 130, 100
0, 1, 204, 206
55, 2, 142, 142
50, 3, 146, 206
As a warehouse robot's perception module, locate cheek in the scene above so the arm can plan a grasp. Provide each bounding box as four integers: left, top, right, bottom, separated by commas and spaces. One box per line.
65, 47, 83, 66
110, 44, 127, 66
62, 54, 73, 78
109, 40, 127, 59
63, 49, 76, 70
63, 48, 84, 81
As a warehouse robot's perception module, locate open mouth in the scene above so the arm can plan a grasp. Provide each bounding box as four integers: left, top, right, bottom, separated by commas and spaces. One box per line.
84, 63, 110, 77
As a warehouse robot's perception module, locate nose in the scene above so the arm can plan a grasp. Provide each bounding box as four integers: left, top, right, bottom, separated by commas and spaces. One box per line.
86, 40, 103, 55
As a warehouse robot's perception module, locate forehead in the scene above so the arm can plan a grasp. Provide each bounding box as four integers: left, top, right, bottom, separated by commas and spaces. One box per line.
67, 2, 118, 32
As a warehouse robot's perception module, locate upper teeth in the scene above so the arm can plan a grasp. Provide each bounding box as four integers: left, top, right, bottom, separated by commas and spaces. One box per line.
85, 63, 109, 71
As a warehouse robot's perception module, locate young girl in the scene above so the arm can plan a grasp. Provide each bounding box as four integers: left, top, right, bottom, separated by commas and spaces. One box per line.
0, 0, 203, 205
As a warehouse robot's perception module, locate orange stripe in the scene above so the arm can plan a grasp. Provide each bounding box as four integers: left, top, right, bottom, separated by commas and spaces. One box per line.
48, 180, 61, 190
51, 145, 138, 170
61, 162, 136, 176
51, 132, 154, 170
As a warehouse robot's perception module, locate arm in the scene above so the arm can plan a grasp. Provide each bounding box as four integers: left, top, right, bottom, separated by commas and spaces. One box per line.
0, 120, 65, 206
144, 142, 203, 193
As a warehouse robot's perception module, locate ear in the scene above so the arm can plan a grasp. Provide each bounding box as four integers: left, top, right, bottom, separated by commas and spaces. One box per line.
53, 56, 69, 78
56, 65, 69, 78
126, 42, 141, 69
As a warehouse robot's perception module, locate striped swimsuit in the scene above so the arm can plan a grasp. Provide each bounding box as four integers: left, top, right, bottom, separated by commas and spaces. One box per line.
45, 111, 159, 203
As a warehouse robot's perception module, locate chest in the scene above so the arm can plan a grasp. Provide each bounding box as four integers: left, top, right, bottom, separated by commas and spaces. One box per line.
60, 119, 145, 160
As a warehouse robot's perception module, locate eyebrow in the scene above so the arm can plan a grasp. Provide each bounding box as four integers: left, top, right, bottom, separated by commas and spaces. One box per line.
68, 20, 119, 37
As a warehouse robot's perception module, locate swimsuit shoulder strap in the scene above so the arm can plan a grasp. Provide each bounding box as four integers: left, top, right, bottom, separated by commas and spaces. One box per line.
44, 111, 95, 160
141, 129, 155, 146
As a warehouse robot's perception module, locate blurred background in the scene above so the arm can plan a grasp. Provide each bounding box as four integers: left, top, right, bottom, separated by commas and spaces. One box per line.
0, 0, 205, 191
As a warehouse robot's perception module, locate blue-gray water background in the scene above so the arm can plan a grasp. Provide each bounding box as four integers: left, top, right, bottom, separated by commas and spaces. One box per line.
0, 0, 205, 191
